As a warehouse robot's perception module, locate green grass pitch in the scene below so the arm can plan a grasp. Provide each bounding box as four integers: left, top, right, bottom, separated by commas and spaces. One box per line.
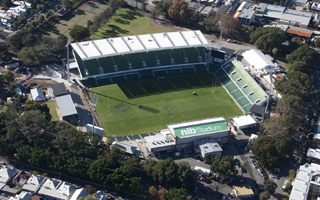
89, 75, 243, 136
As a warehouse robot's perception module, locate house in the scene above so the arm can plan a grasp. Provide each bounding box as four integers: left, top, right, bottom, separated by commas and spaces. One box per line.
238, 5, 256, 24
307, 148, 320, 161
95, 190, 107, 200
22, 175, 46, 193
257, 3, 313, 28
0, 166, 17, 184
38, 179, 75, 200
69, 188, 88, 200
290, 163, 320, 200
47, 83, 68, 98
11, 171, 30, 186
30, 88, 45, 102
55, 94, 78, 122
4, 63, 19, 70
9, 191, 32, 200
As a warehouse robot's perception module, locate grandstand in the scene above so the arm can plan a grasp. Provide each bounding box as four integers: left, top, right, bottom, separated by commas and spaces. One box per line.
71, 30, 209, 87
212, 59, 268, 113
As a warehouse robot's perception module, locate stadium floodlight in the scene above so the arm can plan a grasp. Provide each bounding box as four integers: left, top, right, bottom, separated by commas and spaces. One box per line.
218, 20, 224, 40
264, 69, 273, 118
66, 38, 71, 81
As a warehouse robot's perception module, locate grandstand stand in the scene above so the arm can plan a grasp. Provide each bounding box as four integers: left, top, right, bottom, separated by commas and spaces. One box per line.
211, 60, 267, 113
71, 31, 210, 87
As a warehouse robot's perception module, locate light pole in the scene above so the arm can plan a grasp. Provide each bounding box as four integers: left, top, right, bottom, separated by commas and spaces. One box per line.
66, 38, 71, 81
264, 69, 273, 117
88, 112, 94, 134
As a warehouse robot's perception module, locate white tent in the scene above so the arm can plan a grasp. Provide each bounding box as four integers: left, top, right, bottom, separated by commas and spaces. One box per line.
242, 49, 276, 71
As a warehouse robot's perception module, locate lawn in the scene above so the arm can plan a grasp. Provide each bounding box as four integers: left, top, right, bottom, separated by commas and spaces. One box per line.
46, 101, 59, 121
39, 0, 109, 37
90, 77, 243, 136
91, 8, 174, 39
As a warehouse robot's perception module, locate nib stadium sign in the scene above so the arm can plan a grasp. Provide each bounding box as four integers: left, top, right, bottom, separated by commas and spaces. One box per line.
174, 121, 228, 138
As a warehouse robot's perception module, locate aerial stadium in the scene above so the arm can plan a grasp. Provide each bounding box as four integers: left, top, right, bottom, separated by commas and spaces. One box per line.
70, 30, 267, 136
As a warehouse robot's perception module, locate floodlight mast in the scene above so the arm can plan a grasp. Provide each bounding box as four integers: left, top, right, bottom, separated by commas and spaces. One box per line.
66, 38, 71, 81
264, 69, 273, 118
218, 20, 224, 40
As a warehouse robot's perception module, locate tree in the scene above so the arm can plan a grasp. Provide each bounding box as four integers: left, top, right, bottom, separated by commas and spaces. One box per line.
168, 0, 199, 26
250, 27, 286, 53
204, 16, 220, 35
63, 0, 73, 8
251, 135, 290, 169
264, 180, 277, 195
275, 71, 313, 98
262, 117, 288, 137
259, 191, 271, 200
277, 95, 308, 130
69, 25, 90, 41
79, 196, 98, 200
3, 0, 12, 8
165, 188, 188, 200
1, 71, 14, 85
154, 0, 172, 18
210, 156, 235, 181
286, 45, 318, 66
18, 45, 50, 66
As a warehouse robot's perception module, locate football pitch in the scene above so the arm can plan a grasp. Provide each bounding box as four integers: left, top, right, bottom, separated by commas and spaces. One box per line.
89, 74, 243, 136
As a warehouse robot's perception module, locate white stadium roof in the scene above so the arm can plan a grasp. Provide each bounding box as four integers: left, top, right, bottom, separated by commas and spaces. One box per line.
242, 49, 277, 71
71, 30, 208, 61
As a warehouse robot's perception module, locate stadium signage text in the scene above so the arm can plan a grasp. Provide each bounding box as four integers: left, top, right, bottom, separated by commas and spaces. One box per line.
178, 125, 224, 136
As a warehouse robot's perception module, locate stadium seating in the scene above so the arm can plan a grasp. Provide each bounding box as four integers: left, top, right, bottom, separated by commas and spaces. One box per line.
211, 60, 267, 113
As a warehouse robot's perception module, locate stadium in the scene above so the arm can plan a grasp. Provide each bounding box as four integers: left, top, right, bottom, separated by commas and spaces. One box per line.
71, 30, 267, 136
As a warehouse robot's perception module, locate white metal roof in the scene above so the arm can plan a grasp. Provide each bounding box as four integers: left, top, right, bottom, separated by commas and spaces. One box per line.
71, 30, 208, 61
290, 163, 320, 200
55, 94, 77, 117
242, 49, 276, 71
265, 5, 312, 26
233, 115, 256, 129
144, 134, 175, 150
22, 175, 46, 193
307, 148, 320, 160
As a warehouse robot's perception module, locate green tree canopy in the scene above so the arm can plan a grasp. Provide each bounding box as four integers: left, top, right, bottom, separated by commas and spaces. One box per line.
264, 180, 277, 195
165, 188, 188, 200
69, 25, 90, 41
210, 156, 235, 181
251, 135, 291, 169
275, 71, 313, 98
250, 27, 286, 53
